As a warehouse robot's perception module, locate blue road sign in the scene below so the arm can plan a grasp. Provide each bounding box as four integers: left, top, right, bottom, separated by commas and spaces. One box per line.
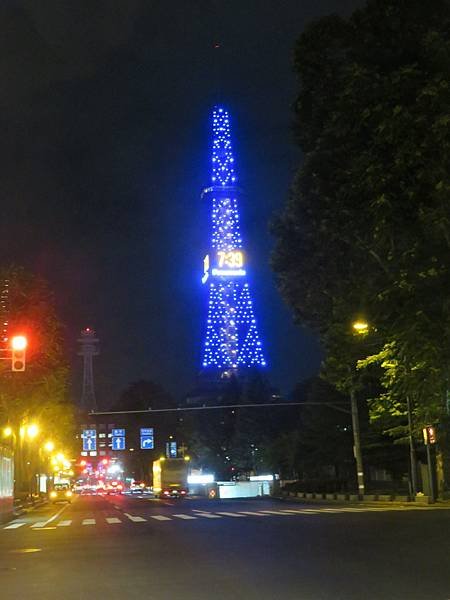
112, 436, 125, 451
112, 429, 125, 437
140, 428, 154, 450
82, 429, 97, 452
169, 441, 177, 458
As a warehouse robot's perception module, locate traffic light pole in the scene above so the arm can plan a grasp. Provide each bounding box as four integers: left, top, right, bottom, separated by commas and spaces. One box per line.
426, 443, 435, 503
350, 388, 365, 497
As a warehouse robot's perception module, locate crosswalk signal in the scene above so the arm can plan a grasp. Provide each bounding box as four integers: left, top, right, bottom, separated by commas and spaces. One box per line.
11, 335, 27, 371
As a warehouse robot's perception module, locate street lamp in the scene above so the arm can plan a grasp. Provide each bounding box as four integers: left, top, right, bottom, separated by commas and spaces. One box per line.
352, 320, 369, 335
3, 426, 13, 438
351, 319, 368, 497
44, 441, 55, 453
27, 424, 39, 439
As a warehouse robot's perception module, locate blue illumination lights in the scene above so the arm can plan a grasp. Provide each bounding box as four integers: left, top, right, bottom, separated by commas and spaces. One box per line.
201, 107, 266, 371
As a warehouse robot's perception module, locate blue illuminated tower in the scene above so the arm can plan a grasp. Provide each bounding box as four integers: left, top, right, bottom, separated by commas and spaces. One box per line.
201, 107, 266, 376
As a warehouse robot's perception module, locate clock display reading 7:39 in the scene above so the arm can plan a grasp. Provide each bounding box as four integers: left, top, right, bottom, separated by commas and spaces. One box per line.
217, 250, 244, 269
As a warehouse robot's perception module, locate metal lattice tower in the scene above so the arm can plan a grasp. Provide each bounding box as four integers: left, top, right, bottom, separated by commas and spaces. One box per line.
77, 327, 99, 411
201, 107, 266, 376
0, 279, 9, 347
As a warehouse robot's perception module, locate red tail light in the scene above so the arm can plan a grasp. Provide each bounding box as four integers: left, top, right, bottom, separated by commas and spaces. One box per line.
180, 490, 186, 495
163, 490, 170, 495
117, 484, 123, 490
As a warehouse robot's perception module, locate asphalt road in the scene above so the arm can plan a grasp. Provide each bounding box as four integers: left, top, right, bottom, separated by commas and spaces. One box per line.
1, 494, 450, 600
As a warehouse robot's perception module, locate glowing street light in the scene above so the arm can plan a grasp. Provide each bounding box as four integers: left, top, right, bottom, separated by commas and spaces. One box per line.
3, 426, 12, 438
352, 320, 369, 334
27, 424, 39, 439
44, 441, 55, 453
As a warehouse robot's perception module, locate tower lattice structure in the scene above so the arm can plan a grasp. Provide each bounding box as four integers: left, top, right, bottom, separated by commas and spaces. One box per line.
78, 327, 99, 411
201, 107, 266, 375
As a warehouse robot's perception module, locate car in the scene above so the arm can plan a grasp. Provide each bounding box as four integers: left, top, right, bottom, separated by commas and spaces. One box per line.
50, 484, 73, 503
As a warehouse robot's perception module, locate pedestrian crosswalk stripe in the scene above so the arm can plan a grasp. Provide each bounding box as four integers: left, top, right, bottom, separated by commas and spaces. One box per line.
238, 511, 269, 516
173, 514, 197, 520
58, 520, 72, 527
106, 517, 121, 524
150, 515, 172, 521
31, 522, 47, 528
259, 510, 295, 515
125, 513, 147, 522
3, 522, 26, 529
216, 512, 246, 517
82, 518, 96, 525
197, 512, 222, 519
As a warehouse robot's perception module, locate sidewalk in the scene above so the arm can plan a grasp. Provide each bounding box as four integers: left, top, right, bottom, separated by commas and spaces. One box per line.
278, 490, 450, 506
13, 496, 47, 518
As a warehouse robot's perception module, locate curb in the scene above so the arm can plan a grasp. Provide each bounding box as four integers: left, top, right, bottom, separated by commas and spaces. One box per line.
276, 492, 446, 506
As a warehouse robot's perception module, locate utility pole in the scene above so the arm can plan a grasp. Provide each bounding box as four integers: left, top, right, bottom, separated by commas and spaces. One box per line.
350, 387, 365, 497
406, 395, 418, 496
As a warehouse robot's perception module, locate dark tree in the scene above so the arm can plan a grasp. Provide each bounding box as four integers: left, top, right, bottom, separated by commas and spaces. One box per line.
273, 0, 450, 487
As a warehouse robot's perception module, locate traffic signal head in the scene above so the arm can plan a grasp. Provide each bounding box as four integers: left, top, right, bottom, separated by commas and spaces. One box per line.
11, 335, 27, 371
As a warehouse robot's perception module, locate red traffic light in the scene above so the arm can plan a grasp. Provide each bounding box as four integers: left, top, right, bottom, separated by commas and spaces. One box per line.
11, 335, 27, 371
11, 335, 27, 350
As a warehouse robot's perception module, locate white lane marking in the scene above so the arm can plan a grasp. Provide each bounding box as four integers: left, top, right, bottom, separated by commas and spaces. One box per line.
3, 522, 26, 530
124, 513, 147, 522
216, 512, 246, 518
82, 519, 96, 525
197, 513, 222, 519
106, 517, 121, 524
151, 515, 172, 521
238, 511, 269, 516
41, 503, 70, 527
173, 514, 197, 520
192, 509, 211, 512
57, 520, 72, 527
31, 522, 47, 528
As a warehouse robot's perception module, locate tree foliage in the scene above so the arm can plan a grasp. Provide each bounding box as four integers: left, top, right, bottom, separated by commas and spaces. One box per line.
0, 266, 76, 450
273, 0, 450, 434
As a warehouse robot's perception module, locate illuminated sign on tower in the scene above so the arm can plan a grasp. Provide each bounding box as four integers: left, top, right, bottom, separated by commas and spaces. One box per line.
201, 107, 266, 372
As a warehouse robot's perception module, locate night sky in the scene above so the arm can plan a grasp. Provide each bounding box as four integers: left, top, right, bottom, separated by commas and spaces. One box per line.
0, 1, 364, 406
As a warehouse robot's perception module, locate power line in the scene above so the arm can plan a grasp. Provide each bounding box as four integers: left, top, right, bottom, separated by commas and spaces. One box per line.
90, 400, 350, 416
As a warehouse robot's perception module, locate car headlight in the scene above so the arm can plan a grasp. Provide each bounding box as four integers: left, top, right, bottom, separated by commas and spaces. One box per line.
66, 491, 72, 497
50, 491, 57, 498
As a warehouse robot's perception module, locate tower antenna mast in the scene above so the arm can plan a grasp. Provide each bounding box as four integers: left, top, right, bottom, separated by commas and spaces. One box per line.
78, 327, 99, 411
